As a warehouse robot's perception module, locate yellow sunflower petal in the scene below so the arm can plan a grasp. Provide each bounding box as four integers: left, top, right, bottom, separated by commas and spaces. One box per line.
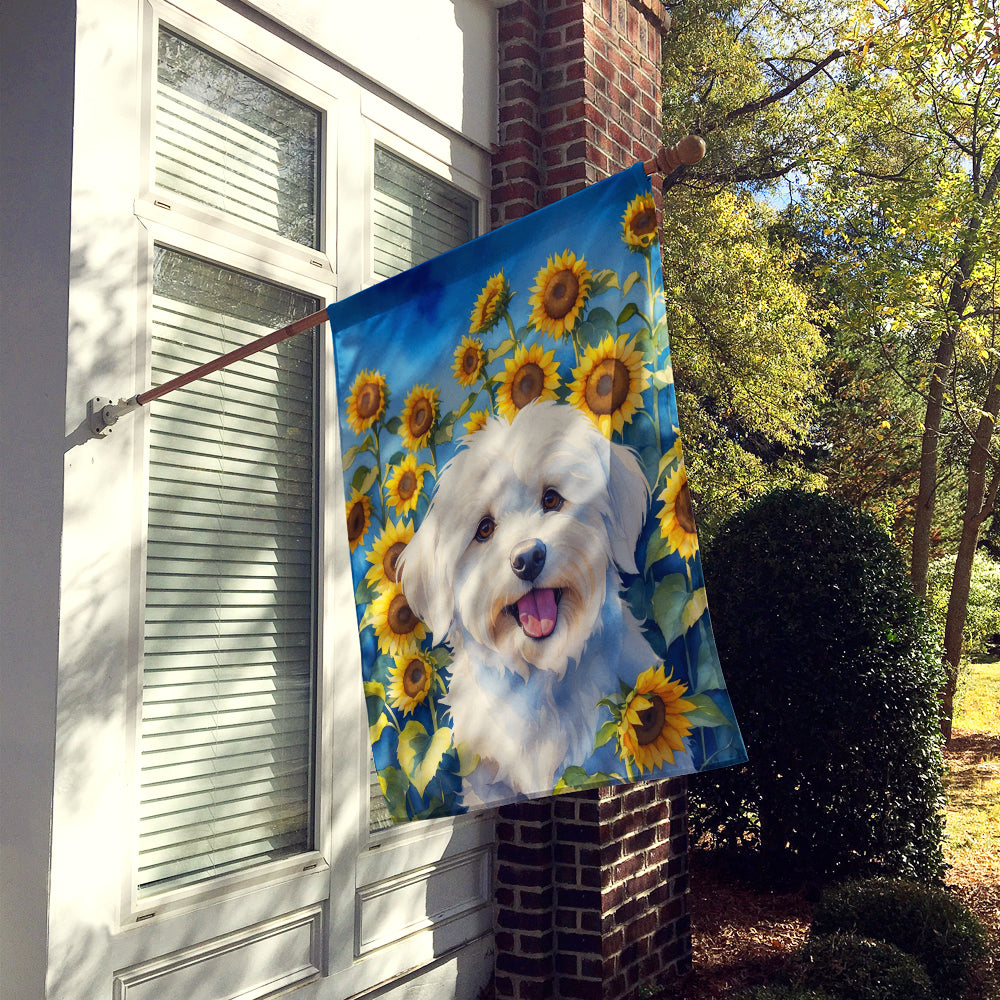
469, 273, 510, 334
528, 250, 592, 338
346, 369, 388, 436
495, 343, 560, 423
657, 466, 699, 560
370, 583, 427, 657
400, 384, 439, 451
365, 519, 415, 592
568, 333, 650, 438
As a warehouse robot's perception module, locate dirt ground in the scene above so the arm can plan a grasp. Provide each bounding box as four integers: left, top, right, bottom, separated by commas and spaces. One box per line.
670, 733, 1000, 1000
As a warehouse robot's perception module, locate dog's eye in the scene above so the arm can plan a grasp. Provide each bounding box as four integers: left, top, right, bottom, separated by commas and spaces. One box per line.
474, 515, 496, 542
541, 488, 564, 512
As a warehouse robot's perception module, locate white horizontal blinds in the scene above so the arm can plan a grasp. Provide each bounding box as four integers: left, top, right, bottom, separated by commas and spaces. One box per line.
139, 247, 319, 895
156, 28, 320, 248
372, 145, 478, 279
368, 150, 478, 830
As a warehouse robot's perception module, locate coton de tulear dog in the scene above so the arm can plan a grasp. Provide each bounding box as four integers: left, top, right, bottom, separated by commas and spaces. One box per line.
398, 400, 658, 804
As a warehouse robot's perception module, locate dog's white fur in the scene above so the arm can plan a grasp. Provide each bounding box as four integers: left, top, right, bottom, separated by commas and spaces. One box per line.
398, 400, 658, 803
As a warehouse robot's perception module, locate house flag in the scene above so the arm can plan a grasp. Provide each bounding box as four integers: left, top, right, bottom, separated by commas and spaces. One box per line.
329, 162, 747, 820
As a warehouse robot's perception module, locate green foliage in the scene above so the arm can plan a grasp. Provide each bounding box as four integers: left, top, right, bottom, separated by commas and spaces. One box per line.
927, 550, 1000, 658
732, 987, 836, 1000
790, 934, 934, 1000
692, 488, 947, 882
811, 878, 988, 999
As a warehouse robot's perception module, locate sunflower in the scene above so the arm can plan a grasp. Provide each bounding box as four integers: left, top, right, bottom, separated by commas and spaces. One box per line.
528, 250, 592, 338
452, 336, 486, 387
346, 369, 388, 436
464, 409, 490, 436
621, 192, 658, 250
370, 582, 427, 656
496, 343, 560, 422
657, 466, 699, 560
366, 519, 414, 592
617, 665, 696, 774
568, 334, 650, 438
469, 272, 510, 334
387, 650, 435, 714
385, 453, 432, 517
345, 488, 373, 552
400, 384, 439, 451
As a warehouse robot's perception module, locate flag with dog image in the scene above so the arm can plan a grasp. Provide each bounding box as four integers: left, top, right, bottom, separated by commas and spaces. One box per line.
329, 162, 747, 821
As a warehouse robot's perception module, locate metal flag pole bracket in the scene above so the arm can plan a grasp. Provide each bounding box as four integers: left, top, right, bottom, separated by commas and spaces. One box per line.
86, 135, 704, 440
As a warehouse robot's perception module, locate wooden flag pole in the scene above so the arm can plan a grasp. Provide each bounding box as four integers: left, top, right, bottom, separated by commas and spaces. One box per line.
88, 136, 705, 437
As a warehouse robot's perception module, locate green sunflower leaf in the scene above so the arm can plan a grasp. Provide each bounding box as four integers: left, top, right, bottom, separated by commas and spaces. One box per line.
354, 464, 379, 495
587, 307, 616, 338
622, 270, 643, 295
369, 712, 390, 744
617, 302, 639, 327
342, 435, 373, 469
397, 721, 453, 797
652, 366, 674, 388
376, 765, 411, 823
486, 338, 515, 363
554, 766, 619, 793
694, 622, 725, 692
385, 416, 402, 435
590, 269, 620, 297
684, 693, 732, 729
644, 530, 670, 574
594, 719, 619, 749
354, 576, 376, 605
651, 574, 690, 634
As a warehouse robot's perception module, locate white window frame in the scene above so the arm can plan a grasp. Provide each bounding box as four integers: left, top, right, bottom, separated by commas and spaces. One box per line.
111, 0, 495, 991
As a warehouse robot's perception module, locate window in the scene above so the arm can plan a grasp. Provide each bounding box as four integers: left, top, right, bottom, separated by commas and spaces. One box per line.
136, 26, 323, 897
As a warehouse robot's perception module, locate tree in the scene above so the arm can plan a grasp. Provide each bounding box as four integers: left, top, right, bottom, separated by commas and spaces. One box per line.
805, 0, 1000, 736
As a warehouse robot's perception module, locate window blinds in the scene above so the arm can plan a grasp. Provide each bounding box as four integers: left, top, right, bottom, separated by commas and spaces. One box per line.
139, 248, 318, 895
155, 28, 320, 249
372, 146, 477, 280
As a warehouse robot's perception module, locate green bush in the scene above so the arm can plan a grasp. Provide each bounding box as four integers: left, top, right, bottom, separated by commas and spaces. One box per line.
811, 878, 988, 999
692, 489, 946, 882
732, 987, 837, 1000
790, 933, 934, 1000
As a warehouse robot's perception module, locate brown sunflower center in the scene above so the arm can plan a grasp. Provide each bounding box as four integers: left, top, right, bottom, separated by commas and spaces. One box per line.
356, 382, 383, 420
382, 541, 407, 584
675, 480, 697, 534
585, 358, 631, 415
347, 501, 367, 542
402, 658, 427, 698
387, 593, 417, 636
543, 269, 580, 320
635, 695, 666, 746
629, 208, 657, 239
511, 362, 545, 409
397, 470, 417, 501
407, 398, 435, 440
461, 347, 480, 376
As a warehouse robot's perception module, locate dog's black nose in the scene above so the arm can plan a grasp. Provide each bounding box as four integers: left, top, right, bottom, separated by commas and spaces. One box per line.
511, 538, 546, 581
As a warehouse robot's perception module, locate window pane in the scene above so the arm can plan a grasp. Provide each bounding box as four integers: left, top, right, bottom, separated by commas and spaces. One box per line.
156, 28, 320, 248
139, 247, 318, 895
372, 146, 477, 279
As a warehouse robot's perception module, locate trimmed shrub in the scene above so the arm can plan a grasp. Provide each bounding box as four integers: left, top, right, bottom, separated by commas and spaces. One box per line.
692, 489, 946, 883
791, 933, 934, 1000
812, 878, 988, 999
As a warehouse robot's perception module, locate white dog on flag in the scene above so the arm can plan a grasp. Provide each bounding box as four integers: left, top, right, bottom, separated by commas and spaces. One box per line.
398, 399, 657, 804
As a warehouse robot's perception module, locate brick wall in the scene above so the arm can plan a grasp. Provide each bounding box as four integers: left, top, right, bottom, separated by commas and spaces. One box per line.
490, 7, 691, 997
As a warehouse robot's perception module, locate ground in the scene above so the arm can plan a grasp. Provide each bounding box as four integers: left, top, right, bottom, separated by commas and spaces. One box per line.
671, 725, 1000, 1000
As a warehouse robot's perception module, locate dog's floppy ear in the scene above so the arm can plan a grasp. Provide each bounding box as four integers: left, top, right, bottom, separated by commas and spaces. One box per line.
397, 501, 454, 644
606, 440, 650, 575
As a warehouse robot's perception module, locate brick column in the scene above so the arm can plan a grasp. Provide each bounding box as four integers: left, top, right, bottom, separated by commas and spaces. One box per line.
490, 3, 690, 998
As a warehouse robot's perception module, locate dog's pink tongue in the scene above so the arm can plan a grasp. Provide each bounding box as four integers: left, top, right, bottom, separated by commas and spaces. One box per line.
517, 588, 558, 639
